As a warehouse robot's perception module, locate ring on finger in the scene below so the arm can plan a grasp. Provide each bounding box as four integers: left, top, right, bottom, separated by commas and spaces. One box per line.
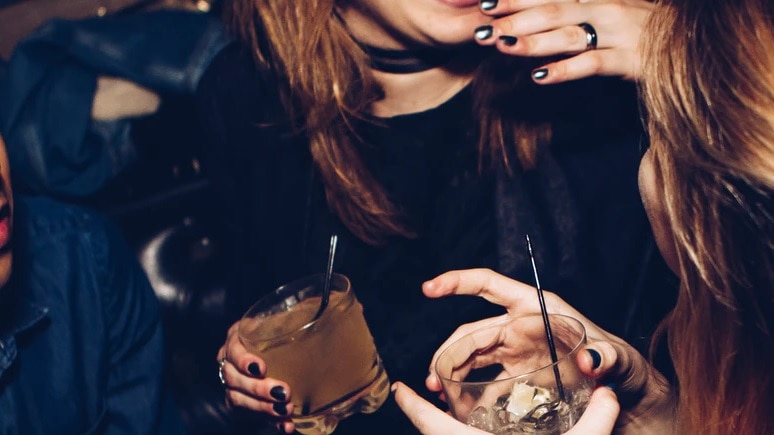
578, 22, 598, 50
218, 357, 227, 386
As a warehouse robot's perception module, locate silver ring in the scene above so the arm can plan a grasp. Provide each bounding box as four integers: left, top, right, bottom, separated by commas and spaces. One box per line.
218, 357, 227, 386
578, 22, 597, 50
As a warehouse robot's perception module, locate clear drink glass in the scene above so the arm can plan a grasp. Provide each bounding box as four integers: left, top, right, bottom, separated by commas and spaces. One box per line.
435, 314, 593, 435
238, 273, 389, 435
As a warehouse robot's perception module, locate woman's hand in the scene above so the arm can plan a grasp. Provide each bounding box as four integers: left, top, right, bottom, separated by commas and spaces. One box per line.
393, 381, 620, 435
217, 321, 295, 433
420, 269, 676, 434
474, 0, 654, 83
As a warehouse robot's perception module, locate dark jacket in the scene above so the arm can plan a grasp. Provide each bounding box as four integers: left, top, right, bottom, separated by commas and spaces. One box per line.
0, 196, 185, 434
0, 9, 229, 197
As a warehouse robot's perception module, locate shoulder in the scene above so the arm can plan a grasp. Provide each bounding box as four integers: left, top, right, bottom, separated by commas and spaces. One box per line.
16, 195, 118, 242
14, 194, 159, 329
14, 195, 141, 290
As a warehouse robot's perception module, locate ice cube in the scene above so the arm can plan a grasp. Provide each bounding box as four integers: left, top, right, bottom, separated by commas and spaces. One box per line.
467, 406, 497, 432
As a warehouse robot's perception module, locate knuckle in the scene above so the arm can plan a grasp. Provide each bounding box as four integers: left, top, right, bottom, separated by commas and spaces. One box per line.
563, 26, 583, 48
516, 36, 534, 53
541, 3, 564, 23
495, 19, 518, 36
225, 390, 240, 406
584, 53, 604, 75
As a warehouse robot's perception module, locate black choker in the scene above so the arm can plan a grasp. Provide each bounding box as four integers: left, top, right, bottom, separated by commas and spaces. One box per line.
359, 43, 457, 74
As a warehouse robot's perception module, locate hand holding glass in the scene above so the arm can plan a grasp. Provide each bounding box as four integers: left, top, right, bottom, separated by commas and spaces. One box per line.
435, 314, 593, 435
238, 273, 389, 435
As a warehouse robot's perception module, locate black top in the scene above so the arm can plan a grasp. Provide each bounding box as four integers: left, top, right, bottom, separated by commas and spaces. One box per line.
195, 43, 677, 435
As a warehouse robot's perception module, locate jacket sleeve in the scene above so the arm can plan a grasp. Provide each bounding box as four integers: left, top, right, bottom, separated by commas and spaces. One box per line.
91, 211, 187, 435
0, 10, 230, 197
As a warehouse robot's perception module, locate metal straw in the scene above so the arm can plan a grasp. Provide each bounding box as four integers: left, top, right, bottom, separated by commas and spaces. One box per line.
304, 234, 339, 415
313, 234, 338, 321
525, 234, 566, 401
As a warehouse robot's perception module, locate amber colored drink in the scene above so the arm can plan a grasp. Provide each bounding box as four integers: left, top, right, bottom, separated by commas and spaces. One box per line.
238, 274, 389, 435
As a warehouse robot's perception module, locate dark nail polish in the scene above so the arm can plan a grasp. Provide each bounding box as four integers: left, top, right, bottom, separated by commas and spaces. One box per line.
498, 35, 517, 46
587, 349, 602, 369
270, 386, 287, 401
272, 401, 288, 416
532, 68, 549, 80
480, 0, 497, 11
248, 362, 262, 377
604, 382, 617, 391
474, 25, 493, 40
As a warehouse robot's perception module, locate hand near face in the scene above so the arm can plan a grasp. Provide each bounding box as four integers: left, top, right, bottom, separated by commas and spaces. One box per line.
415, 269, 676, 434
474, 0, 653, 83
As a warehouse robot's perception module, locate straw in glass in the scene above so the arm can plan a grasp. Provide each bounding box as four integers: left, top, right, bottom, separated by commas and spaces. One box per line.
525, 234, 566, 401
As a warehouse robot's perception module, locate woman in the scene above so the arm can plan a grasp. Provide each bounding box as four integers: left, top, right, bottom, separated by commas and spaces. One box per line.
201, 0, 672, 434
395, 0, 774, 433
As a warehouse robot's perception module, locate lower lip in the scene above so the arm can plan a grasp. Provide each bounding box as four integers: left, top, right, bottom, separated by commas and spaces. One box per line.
437, 0, 480, 8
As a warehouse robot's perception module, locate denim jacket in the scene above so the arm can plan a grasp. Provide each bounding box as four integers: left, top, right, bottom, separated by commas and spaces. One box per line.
0, 10, 229, 197
0, 196, 185, 434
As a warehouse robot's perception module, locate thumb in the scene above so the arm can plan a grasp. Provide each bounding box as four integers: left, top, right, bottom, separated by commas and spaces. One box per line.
391, 382, 489, 435
566, 387, 620, 434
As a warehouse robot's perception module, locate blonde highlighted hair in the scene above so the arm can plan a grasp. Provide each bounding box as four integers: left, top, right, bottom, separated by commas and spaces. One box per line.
641, 0, 774, 432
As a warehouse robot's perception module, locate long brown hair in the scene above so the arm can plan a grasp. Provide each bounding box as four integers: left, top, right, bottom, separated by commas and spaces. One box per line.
224, 1, 551, 245
641, 0, 774, 432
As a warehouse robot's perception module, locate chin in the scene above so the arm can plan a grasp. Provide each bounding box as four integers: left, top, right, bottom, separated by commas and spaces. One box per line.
427, 15, 490, 45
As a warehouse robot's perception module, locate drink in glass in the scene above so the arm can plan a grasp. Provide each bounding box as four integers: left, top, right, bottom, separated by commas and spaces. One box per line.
435, 314, 593, 435
238, 273, 389, 435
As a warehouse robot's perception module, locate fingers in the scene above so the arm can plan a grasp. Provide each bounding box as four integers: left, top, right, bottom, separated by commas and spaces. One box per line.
392, 382, 490, 435
217, 329, 266, 380
566, 386, 620, 434
576, 340, 666, 409
220, 359, 293, 415
472, 0, 652, 82
480, 3, 596, 46
422, 268, 541, 311
426, 314, 509, 390
531, 47, 640, 83
217, 322, 293, 418
422, 269, 583, 320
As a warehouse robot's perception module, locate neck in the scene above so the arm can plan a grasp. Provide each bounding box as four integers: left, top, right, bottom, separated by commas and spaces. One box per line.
368, 46, 479, 118
359, 43, 457, 74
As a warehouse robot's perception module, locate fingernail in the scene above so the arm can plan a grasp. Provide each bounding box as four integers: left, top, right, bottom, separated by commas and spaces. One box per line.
248, 362, 262, 377
270, 386, 287, 401
498, 35, 517, 46
587, 349, 602, 369
272, 401, 288, 416
480, 0, 497, 11
532, 68, 549, 80
604, 382, 617, 392
474, 25, 493, 40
